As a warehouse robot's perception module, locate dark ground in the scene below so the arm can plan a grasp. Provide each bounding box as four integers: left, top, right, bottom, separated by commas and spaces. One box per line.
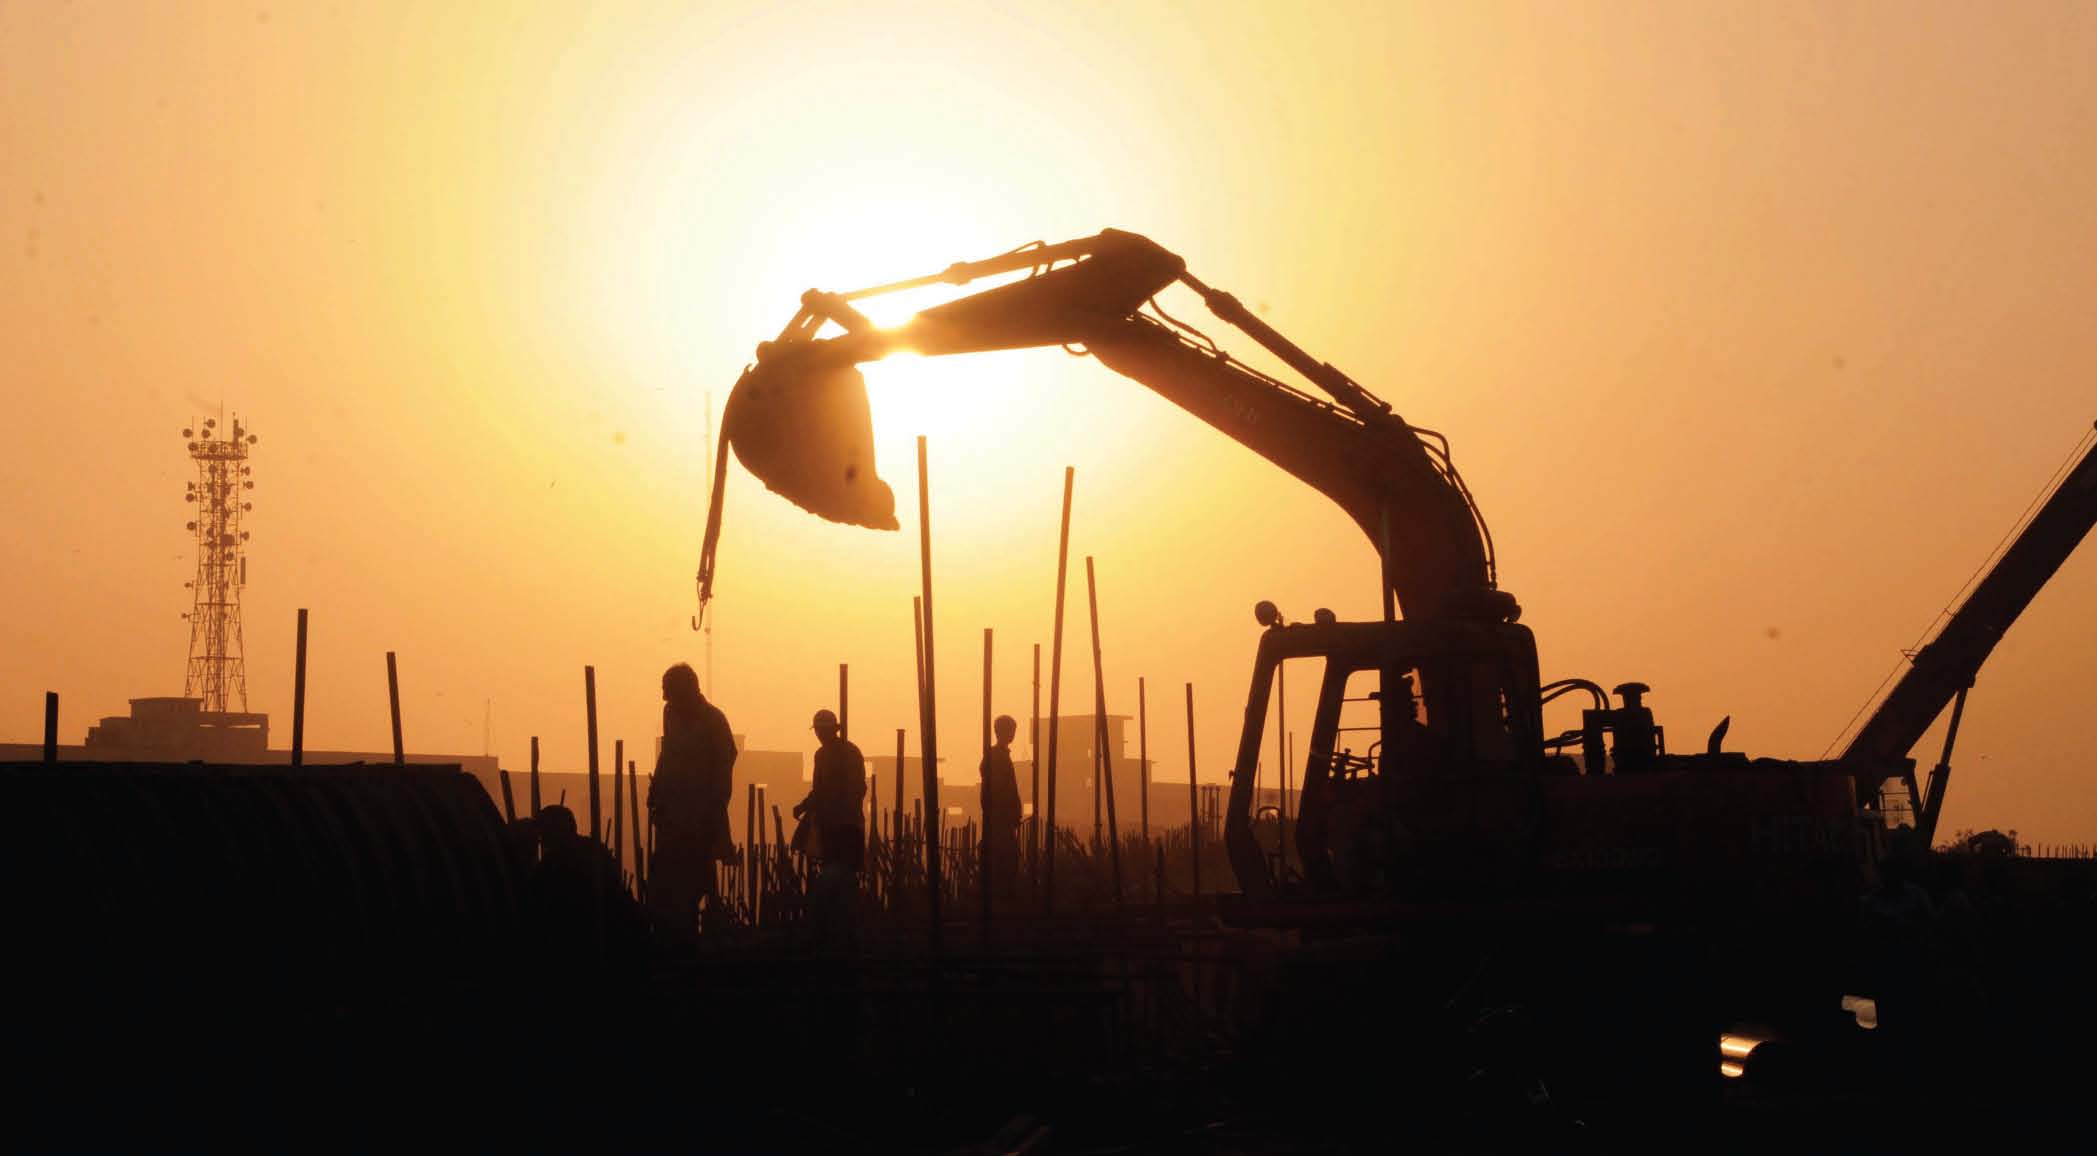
9, 762, 2095, 1152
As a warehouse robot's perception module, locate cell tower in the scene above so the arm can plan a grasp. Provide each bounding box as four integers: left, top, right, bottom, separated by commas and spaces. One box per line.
180, 414, 258, 713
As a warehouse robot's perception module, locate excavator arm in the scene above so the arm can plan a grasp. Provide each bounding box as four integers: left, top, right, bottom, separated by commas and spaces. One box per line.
697, 229, 1516, 627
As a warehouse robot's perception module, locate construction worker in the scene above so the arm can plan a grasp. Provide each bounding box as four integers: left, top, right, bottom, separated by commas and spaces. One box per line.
980, 714, 1023, 895
795, 708, 865, 951
647, 662, 737, 935
524, 803, 646, 962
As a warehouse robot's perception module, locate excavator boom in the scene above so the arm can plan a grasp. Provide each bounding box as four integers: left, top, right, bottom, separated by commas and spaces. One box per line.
698, 230, 1513, 626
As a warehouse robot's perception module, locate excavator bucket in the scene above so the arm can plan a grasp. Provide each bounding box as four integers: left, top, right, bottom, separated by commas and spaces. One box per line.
721, 353, 899, 530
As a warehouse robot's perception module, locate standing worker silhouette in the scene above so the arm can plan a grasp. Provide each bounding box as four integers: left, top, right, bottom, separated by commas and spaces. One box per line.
980, 714, 1023, 896
647, 663, 737, 935
795, 708, 865, 952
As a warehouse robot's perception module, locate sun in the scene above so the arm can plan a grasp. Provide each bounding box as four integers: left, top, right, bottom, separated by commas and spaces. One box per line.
769, 198, 1010, 322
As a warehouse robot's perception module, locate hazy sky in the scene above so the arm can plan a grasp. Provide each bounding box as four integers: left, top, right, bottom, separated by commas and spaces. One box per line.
4, 3, 2092, 841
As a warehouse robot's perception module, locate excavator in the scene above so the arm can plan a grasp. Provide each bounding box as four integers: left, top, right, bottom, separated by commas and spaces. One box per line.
695, 230, 2097, 1105
699, 226, 2093, 917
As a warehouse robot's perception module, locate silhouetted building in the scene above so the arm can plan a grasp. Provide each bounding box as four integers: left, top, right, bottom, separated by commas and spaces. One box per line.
83, 696, 268, 761
729, 734, 805, 845
864, 754, 953, 827
1040, 714, 1140, 833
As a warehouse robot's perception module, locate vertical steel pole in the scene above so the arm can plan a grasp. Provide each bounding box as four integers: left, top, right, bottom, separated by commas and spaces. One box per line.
584, 666, 601, 843
1044, 467, 1073, 913
1093, 738, 1104, 852
1186, 685, 1206, 1048
42, 691, 58, 764
839, 662, 849, 742
1086, 557, 1122, 906
1031, 643, 1041, 883
894, 726, 906, 905
529, 735, 542, 816
916, 437, 943, 948
913, 595, 926, 888
612, 738, 626, 877
291, 608, 308, 768
982, 626, 994, 939
386, 651, 404, 765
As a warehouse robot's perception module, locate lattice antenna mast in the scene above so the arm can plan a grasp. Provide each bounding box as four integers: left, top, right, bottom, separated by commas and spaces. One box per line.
181, 414, 258, 713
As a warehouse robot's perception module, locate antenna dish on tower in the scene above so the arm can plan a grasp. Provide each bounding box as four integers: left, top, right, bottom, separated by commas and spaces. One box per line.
181, 414, 257, 713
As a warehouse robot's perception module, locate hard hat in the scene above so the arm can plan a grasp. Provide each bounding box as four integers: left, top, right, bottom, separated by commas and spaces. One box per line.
812, 708, 839, 729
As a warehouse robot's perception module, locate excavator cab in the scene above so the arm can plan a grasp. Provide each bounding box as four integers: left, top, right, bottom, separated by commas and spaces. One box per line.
1226, 613, 1548, 904
1229, 609, 1876, 926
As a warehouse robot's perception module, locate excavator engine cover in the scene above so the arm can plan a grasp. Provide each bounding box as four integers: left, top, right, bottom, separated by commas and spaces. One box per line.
723, 354, 899, 530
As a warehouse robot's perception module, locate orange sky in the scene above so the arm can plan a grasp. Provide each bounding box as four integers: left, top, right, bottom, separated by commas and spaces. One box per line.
4, 3, 2092, 841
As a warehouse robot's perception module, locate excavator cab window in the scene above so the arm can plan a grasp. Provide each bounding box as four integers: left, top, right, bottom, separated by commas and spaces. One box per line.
1296, 659, 1417, 893
1333, 666, 1394, 779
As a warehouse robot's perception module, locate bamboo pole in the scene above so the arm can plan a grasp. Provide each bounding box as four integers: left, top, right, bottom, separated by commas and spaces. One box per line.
1086, 556, 1122, 907
291, 608, 308, 768
498, 769, 517, 823
529, 735, 542, 816
584, 666, 601, 843
839, 662, 849, 742
916, 436, 943, 948
1044, 466, 1073, 913
386, 651, 404, 764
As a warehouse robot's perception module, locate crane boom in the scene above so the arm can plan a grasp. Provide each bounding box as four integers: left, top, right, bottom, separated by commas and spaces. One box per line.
699, 230, 1514, 625
1839, 424, 2097, 814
